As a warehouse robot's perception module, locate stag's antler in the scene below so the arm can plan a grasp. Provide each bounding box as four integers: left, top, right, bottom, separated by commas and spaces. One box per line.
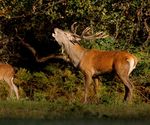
70, 22, 109, 40
71, 22, 78, 34
82, 31, 109, 40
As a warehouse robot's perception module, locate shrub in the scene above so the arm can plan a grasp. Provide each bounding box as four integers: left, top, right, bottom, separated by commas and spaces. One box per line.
8, 46, 150, 104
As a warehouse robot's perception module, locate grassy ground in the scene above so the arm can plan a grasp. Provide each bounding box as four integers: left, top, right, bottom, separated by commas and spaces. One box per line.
0, 119, 150, 125
0, 100, 150, 125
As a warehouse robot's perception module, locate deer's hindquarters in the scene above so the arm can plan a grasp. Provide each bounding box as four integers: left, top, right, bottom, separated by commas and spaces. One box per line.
126, 56, 138, 76
79, 50, 137, 103
0, 64, 19, 100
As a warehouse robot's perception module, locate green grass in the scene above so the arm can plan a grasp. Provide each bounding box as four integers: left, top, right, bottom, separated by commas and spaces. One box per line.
0, 100, 150, 120
0, 119, 150, 125
0, 100, 150, 125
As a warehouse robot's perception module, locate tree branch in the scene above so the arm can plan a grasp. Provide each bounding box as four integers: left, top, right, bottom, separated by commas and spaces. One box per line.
16, 35, 69, 63
144, 19, 150, 41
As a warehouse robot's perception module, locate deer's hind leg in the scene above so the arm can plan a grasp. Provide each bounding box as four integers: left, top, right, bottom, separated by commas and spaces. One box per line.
11, 77, 19, 99
93, 77, 101, 95
121, 76, 134, 102
4, 77, 19, 100
116, 66, 134, 102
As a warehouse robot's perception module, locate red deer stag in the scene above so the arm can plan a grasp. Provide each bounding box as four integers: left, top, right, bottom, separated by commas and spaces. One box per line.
52, 22, 138, 103
0, 63, 19, 99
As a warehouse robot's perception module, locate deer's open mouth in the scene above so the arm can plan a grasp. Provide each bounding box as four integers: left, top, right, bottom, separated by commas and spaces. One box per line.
52, 28, 57, 37
52, 33, 55, 37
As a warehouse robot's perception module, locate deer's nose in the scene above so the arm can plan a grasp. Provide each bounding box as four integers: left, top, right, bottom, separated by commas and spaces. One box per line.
54, 28, 60, 32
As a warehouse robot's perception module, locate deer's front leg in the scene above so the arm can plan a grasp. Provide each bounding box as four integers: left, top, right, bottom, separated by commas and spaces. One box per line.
84, 73, 92, 103
93, 77, 99, 95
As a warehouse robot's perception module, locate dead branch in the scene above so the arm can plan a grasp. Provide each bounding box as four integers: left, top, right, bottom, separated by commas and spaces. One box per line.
16, 35, 69, 63
144, 19, 150, 41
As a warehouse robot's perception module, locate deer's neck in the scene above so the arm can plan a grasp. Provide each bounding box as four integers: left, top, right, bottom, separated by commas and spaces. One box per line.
64, 43, 86, 67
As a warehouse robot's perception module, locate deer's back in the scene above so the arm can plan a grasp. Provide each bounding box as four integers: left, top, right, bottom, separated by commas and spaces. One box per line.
0, 64, 14, 80
79, 50, 136, 75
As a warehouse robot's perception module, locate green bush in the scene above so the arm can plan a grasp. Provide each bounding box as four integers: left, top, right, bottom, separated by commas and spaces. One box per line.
15, 68, 32, 84
0, 44, 148, 104
11, 49, 150, 103
0, 81, 9, 100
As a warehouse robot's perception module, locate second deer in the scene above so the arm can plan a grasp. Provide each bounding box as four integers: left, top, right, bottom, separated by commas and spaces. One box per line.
0, 63, 19, 100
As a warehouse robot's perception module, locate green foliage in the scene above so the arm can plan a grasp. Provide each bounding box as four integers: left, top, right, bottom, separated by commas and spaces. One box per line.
83, 37, 116, 50
0, 0, 149, 104
1, 0, 149, 44
12, 64, 81, 102
0, 45, 148, 104
131, 50, 150, 103
134, 51, 150, 83
10, 51, 148, 104
0, 81, 8, 100
99, 82, 124, 105
15, 68, 32, 85
32, 72, 49, 88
